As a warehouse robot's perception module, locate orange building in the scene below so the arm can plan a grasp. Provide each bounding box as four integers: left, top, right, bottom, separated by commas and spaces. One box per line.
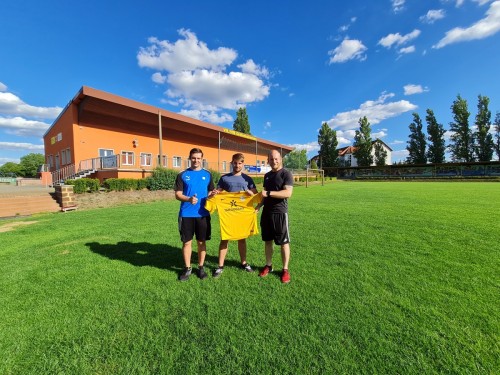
43, 86, 293, 183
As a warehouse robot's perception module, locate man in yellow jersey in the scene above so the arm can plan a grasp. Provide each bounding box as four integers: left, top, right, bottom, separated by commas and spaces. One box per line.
210, 153, 259, 278
257, 149, 293, 283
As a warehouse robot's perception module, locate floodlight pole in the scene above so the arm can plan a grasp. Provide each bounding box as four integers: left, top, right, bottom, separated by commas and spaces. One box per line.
218, 132, 221, 173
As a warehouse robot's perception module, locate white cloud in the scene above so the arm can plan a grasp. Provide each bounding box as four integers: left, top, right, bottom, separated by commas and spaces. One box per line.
473, 0, 492, 6
179, 109, 233, 124
0, 141, 44, 151
0, 116, 51, 137
404, 84, 429, 95
392, 0, 406, 12
328, 38, 367, 63
434, 1, 500, 48
0, 92, 62, 119
264, 121, 272, 130
391, 139, 406, 145
399, 45, 416, 54
326, 92, 417, 131
0, 82, 7, 92
137, 29, 237, 73
166, 69, 269, 110
238, 59, 269, 79
378, 29, 421, 48
391, 149, 409, 162
420, 9, 446, 23
286, 141, 319, 153
137, 29, 271, 119
152, 72, 167, 84
0, 157, 20, 166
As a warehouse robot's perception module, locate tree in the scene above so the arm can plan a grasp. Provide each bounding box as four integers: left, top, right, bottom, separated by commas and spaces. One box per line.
20, 153, 45, 177
310, 158, 318, 169
0, 162, 24, 176
283, 149, 308, 170
426, 109, 446, 164
406, 112, 427, 164
474, 95, 494, 161
373, 139, 388, 166
233, 107, 251, 134
317, 122, 338, 167
448, 95, 474, 162
353, 116, 373, 166
494, 112, 500, 160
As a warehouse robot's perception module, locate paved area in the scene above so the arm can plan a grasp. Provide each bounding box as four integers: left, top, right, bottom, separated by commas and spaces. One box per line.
0, 184, 55, 197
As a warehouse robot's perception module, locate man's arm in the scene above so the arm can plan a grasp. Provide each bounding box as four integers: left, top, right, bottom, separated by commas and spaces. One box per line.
261, 185, 293, 199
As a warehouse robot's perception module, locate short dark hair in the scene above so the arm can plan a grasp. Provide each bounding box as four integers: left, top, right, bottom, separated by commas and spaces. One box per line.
189, 148, 203, 158
232, 153, 245, 162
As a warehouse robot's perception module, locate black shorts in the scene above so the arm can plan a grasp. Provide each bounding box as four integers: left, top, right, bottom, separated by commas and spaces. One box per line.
178, 216, 211, 243
260, 212, 290, 245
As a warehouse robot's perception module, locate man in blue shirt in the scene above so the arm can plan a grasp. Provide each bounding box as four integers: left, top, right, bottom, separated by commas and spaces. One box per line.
212, 153, 258, 278
174, 148, 216, 281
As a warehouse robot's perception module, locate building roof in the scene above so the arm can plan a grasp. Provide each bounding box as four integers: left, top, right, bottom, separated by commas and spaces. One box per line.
45, 86, 293, 154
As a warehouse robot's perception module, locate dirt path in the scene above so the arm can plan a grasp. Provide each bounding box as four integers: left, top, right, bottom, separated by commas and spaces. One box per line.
74, 189, 176, 210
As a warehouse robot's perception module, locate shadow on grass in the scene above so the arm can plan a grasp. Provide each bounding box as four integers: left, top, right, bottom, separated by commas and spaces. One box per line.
85, 241, 245, 273
86, 241, 184, 272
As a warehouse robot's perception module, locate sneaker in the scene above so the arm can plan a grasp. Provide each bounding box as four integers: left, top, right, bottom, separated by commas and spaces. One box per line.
197, 266, 208, 280
241, 263, 254, 272
258, 265, 273, 277
281, 269, 290, 284
212, 267, 224, 278
178, 267, 192, 282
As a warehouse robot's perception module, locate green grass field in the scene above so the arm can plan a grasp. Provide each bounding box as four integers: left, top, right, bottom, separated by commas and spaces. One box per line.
1, 181, 499, 374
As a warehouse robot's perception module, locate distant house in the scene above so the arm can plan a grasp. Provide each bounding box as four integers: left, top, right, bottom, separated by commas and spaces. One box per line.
337, 139, 392, 167
310, 139, 392, 167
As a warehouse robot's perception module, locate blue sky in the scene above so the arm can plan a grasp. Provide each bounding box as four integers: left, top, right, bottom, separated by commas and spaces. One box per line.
1, 0, 499, 165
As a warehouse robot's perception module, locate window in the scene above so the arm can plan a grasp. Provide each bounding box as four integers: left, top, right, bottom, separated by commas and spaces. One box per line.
222, 161, 227, 172
202, 159, 208, 169
61, 150, 66, 165
261, 160, 265, 166
47, 155, 53, 169
121, 151, 134, 166
140, 153, 152, 166
99, 149, 114, 157
158, 155, 168, 167
65, 148, 71, 164
173, 156, 182, 168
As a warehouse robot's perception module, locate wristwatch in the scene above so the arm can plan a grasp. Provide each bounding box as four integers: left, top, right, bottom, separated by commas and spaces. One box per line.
266, 190, 271, 197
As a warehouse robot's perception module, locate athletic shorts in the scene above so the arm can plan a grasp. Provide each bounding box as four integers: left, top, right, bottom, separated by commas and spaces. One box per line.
260, 212, 290, 245
178, 216, 211, 243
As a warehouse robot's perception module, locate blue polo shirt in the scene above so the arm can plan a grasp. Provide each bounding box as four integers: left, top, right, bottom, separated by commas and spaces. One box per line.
174, 168, 214, 217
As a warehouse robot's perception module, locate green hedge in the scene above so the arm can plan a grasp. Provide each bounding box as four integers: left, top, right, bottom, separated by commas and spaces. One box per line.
149, 168, 178, 191
104, 178, 146, 191
64, 178, 100, 194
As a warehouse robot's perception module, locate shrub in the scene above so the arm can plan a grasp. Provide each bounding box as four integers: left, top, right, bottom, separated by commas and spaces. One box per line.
104, 178, 139, 191
149, 168, 178, 191
137, 178, 150, 190
64, 178, 100, 194
208, 169, 221, 185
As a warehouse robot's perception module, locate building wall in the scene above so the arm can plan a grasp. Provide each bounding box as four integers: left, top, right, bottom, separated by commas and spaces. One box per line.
44, 101, 272, 179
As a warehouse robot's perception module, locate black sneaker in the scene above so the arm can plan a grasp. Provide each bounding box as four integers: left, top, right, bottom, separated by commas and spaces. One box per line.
212, 267, 224, 278
241, 263, 254, 272
197, 266, 208, 280
178, 267, 192, 281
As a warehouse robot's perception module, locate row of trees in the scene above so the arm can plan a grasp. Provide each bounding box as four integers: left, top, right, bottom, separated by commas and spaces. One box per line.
316, 116, 387, 167
406, 95, 500, 164
0, 153, 45, 178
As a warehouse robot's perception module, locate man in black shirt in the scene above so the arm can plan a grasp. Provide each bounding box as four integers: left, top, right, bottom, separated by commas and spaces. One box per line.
257, 149, 294, 283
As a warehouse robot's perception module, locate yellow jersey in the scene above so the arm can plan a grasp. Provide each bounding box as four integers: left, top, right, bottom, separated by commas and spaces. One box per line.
205, 192, 262, 240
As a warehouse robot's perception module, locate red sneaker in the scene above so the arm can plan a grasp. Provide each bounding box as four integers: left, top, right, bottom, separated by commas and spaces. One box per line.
258, 265, 273, 277
281, 269, 290, 284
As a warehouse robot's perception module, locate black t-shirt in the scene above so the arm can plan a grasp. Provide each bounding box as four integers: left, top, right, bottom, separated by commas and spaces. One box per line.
263, 168, 293, 214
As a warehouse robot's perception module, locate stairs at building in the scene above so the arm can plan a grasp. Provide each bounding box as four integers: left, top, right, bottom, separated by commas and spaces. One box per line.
0, 194, 61, 218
